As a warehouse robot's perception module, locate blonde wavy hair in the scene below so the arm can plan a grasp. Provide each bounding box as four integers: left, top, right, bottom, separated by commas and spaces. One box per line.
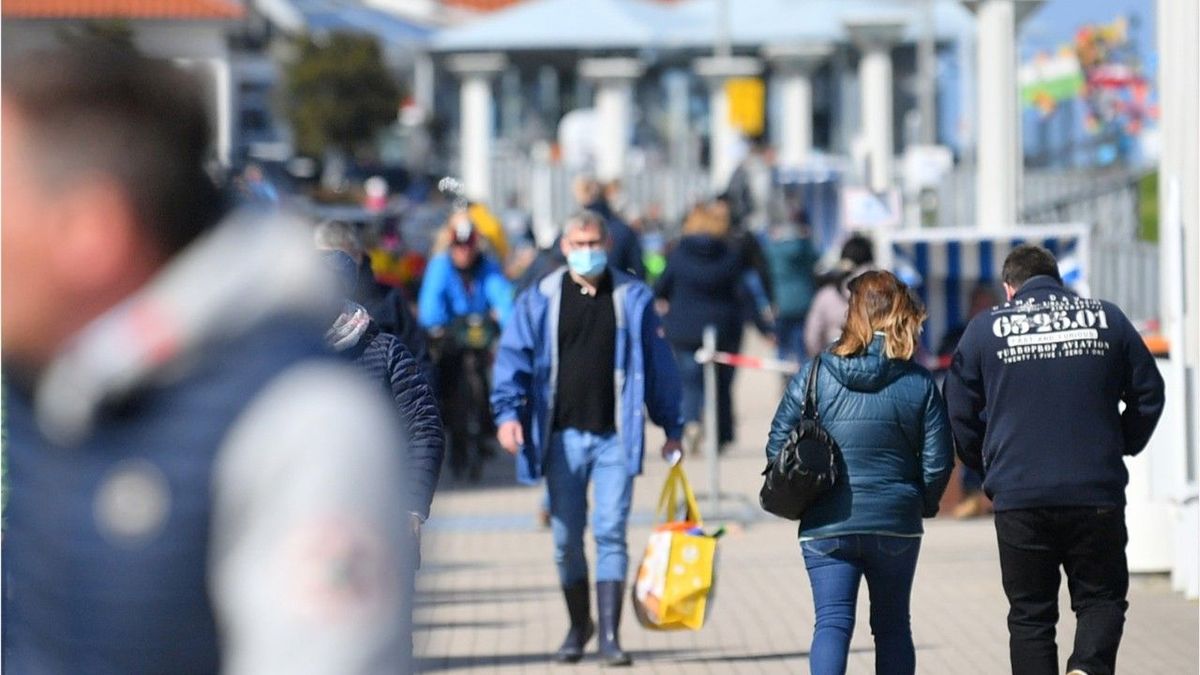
831, 270, 926, 360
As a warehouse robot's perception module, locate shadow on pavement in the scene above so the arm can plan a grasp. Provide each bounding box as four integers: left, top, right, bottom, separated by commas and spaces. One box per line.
415, 584, 557, 607
416, 649, 695, 672
414, 620, 514, 631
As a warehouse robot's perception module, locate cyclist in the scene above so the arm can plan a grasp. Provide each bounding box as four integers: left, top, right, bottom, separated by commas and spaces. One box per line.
418, 212, 513, 331
418, 212, 514, 479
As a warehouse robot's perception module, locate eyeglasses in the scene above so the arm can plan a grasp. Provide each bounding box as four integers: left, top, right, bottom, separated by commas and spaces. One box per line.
564, 237, 604, 250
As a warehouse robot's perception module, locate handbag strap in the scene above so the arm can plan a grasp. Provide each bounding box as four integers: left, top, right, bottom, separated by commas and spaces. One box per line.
657, 463, 703, 524
803, 356, 821, 420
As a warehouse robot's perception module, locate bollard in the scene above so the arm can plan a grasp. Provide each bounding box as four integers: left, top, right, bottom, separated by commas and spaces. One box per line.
702, 325, 720, 520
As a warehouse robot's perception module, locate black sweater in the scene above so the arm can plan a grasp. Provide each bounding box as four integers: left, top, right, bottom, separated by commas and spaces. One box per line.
944, 276, 1165, 511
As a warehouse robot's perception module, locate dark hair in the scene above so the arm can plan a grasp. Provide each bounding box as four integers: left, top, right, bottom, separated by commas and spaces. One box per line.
1001, 244, 1061, 288
840, 235, 874, 267
3, 43, 223, 255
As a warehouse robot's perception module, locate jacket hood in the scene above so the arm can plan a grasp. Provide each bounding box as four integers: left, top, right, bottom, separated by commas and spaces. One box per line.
326, 302, 372, 352
823, 334, 906, 393
33, 207, 338, 445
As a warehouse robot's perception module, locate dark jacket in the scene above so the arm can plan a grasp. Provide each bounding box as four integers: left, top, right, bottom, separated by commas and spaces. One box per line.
654, 235, 748, 352
766, 336, 954, 538
331, 305, 445, 520
588, 199, 645, 279
944, 276, 1165, 511
352, 258, 435, 388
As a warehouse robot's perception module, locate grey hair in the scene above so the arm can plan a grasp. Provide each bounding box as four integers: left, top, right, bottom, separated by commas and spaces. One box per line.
563, 210, 607, 238
313, 220, 364, 258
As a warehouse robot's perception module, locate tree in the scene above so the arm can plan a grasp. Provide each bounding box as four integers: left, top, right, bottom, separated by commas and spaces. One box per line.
284, 33, 399, 157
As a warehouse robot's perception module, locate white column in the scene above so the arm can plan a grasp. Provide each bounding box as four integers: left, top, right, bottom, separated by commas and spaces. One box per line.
447, 53, 506, 202
210, 58, 233, 167
846, 19, 906, 193
1157, 0, 1200, 598
963, 0, 1042, 230
579, 58, 644, 182
764, 44, 832, 170
694, 56, 762, 191
413, 52, 435, 117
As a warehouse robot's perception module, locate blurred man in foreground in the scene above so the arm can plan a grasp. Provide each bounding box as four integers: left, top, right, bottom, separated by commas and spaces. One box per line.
2, 45, 413, 673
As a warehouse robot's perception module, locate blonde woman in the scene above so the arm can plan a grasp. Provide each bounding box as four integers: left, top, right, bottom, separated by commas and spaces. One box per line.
765, 270, 953, 675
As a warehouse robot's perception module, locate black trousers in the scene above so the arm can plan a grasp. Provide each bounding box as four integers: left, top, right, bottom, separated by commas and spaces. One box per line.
994, 507, 1129, 675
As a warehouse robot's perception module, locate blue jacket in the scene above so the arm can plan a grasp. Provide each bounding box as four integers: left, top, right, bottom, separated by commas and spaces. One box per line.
491, 267, 684, 484
766, 336, 954, 538
2, 318, 325, 674
944, 276, 1165, 511
417, 252, 513, 329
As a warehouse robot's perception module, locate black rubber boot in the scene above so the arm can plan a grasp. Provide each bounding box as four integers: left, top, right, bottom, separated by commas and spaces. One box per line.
596, 580, 632, 667
554, 581, 594, 663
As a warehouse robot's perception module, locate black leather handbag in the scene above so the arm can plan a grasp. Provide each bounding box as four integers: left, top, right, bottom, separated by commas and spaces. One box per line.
759, 356, 842, 520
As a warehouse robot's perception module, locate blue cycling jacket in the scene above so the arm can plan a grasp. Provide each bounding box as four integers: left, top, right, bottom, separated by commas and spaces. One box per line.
417, 252, 513, 329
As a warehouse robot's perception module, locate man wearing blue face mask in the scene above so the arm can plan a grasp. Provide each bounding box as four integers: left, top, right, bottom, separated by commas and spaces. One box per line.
491, 210, 684, 667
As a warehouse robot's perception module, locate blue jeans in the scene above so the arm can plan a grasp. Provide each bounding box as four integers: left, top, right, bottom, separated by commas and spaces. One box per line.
545, 429, 635, 585
802, 534, 922, 675
673, 348, 735, 444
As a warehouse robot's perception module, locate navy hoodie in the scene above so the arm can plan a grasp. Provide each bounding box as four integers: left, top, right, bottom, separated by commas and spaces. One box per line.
654, 235, 746, 352
944, 276, 1165, 511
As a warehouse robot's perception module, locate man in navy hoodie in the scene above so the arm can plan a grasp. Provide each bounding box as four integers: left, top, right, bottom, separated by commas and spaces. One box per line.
944, 244, 1165, 675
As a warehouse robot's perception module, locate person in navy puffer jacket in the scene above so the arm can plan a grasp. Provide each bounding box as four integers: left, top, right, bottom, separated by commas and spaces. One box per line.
323, 250, 445, 669
766, 270, 953, 675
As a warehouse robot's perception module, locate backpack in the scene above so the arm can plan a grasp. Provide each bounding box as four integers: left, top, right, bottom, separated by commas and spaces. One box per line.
759, 356, 842, 520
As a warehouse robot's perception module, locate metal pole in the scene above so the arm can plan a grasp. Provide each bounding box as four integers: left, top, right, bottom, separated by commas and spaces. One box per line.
716, 0, 731, 58
702, 325, 720, 520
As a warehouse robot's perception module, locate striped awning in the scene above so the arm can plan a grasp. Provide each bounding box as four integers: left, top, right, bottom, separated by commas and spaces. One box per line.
880, 225, 1092, 354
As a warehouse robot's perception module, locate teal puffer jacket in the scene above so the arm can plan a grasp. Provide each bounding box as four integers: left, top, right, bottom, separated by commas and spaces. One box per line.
765, 334, 953, 538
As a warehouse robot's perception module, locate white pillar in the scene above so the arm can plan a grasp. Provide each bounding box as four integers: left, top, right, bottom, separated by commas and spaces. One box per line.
210, 58, 233, 167
963, 0, 1042, 230
694, 56, 762, 191
764, 44, 832, 170
413, 52, 435, 117
447, 53, 506, 202
1157, 0, 1200, 598
579, 58, 644, 182
846, 19, 906, 193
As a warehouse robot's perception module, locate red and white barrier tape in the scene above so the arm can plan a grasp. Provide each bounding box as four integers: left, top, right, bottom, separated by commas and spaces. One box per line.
694, 348, 801, 375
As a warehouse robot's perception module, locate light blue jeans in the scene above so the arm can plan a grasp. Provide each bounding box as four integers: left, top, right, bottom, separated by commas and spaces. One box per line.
545, 429, 634, 585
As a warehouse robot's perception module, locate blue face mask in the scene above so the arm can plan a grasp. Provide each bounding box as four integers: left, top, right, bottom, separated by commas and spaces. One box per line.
567, 249, 608, 277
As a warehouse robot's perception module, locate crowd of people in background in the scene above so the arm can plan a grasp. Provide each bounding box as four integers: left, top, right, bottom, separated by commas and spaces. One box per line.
2, 43, 1168, 675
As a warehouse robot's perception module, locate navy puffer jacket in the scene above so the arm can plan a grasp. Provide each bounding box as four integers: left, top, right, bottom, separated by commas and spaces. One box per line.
345, 322, 445, 520
766, 334, 953, 538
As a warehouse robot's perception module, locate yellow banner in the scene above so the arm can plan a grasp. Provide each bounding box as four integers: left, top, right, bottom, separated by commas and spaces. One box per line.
725, 77, 765, 137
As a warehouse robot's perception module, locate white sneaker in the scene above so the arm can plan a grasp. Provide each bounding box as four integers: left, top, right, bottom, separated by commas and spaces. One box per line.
1066, 670, 1089, 675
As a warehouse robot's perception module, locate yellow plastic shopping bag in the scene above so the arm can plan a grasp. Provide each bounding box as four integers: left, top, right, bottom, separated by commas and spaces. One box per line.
631, 462, 718, 631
